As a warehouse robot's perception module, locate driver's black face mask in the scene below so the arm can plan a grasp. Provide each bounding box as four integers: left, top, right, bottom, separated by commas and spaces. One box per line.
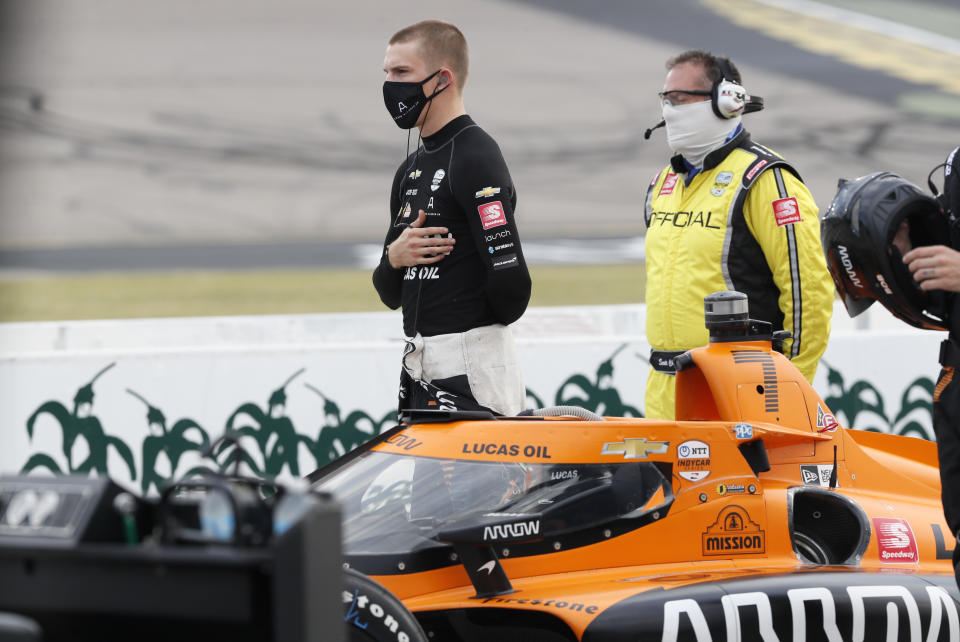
383, 69, 447, 129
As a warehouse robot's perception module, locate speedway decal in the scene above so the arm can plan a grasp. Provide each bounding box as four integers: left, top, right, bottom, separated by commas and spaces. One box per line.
478, 201, 507, 229
659, 173, 679, 196
677, 440, 710, 481
772, 196, 801, 226
873, 517, 919, 564
702, 505, 765, 555
602, 438, 669, 459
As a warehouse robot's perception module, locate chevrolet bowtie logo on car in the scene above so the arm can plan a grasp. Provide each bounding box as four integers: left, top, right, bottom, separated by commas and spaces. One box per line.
601, 438, 670, 459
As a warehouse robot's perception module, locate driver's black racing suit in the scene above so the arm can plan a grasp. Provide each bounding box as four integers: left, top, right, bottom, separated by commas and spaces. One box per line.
931, 146, 960, 582
372, 115, 531, 415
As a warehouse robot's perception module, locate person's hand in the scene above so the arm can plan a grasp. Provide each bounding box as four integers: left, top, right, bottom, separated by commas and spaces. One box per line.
387, 210, 456, 268
903, 244, 960, 292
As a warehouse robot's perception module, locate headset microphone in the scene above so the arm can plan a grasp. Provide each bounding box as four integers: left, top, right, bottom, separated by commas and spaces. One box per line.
644, 119, 665, 140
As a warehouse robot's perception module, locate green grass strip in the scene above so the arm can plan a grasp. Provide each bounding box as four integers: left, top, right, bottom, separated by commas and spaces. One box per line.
0, 264, 646, 322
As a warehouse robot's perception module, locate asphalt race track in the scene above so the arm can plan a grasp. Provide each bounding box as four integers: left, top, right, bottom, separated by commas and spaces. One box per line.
0, 0, 958, 272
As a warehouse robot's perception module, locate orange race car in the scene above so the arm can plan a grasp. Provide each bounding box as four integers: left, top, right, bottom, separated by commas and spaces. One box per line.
311, 292, 960, 642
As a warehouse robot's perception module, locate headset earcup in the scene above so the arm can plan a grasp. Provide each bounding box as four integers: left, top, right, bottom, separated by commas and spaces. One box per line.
713, 79, 746, 119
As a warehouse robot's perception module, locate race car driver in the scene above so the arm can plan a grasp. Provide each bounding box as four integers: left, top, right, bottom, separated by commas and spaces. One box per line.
372, 20, 531, 416
901, 146, 960, 574
643, 50, 834, 419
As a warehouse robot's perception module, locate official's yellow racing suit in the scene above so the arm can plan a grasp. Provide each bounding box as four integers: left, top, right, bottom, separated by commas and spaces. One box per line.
643, 131, 833, 419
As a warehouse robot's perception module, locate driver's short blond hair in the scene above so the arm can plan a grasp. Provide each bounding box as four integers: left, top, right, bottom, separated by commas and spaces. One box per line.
389, 20, 469, 91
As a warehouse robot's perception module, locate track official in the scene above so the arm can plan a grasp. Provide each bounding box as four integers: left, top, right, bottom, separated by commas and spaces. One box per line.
372, 20, 531, 416
643, 50, 833, 419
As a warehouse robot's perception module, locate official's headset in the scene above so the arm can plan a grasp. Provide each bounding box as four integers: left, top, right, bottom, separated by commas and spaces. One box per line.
645, 55, 764, 139
710, 57, 763, 119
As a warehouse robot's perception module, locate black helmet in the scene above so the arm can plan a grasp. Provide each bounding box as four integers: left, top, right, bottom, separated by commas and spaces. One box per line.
821, 171, 949, 331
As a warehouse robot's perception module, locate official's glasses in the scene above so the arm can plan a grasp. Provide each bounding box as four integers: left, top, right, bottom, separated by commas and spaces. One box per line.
658, 89, 711, 107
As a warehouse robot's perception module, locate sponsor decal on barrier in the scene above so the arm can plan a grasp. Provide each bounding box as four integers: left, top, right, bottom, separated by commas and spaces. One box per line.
659, 173, 679, 196
479, 201, 507, 229
677, 440, 710, 482
874, 517, 918, 563
602, 438, 669, 459
702, 505, 765, 555
773, 196, 801, 226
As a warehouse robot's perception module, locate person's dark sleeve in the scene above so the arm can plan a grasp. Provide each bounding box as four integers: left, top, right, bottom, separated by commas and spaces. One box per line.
452, 146, 531, 325
372, 165, 406, 309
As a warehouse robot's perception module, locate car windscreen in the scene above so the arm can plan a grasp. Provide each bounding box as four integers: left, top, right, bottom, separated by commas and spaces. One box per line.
314, 452, 671, 556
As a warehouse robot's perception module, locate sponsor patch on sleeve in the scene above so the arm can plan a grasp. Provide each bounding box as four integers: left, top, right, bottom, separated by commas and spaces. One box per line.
475, 186, 501, 199
772, 196, 801, 226
492, 253, 519, 270
479, 201, 507, 230
659, 173, 679, 196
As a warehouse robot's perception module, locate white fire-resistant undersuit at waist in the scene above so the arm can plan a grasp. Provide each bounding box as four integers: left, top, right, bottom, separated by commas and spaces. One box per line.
402, 323, 524, 416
